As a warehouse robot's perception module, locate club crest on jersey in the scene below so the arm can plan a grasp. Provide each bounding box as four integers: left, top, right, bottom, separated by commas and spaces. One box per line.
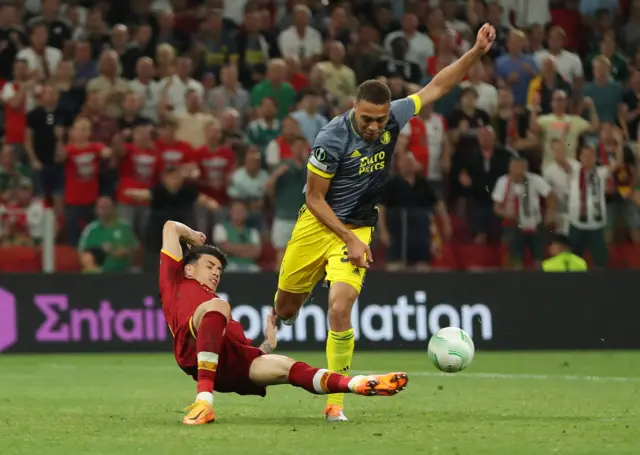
380, 131, 391, 144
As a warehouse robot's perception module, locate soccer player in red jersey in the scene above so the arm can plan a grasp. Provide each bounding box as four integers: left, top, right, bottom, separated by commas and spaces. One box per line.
159, 220, 409, 425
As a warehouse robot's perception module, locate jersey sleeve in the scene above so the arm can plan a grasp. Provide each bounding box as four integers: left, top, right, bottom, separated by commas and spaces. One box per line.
159, 249, 183, 295
307, 127, 344, 179
491, 176, 508, 203
390, 95, 422, 130
532, 174, 552, 198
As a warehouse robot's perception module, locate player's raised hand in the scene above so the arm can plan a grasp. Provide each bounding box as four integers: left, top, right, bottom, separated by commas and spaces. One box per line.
474, 23, 496, 54
346, 235, 374, 269
187, 230, 206, 247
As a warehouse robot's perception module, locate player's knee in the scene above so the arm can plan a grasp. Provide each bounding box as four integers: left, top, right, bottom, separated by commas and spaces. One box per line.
275, 289, 307, 320
328, 285, 358, 324
275, 306, 298, 321
199, 298, 231, 319
328, 302, 351, 325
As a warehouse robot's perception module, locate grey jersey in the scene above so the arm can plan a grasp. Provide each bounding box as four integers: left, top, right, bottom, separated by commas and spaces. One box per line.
307, 95, 420, 226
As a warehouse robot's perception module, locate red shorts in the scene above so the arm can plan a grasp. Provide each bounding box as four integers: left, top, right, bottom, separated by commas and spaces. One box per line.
173, 317, 267, 397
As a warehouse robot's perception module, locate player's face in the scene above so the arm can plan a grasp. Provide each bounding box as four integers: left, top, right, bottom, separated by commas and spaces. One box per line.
354, 100, 390, 142
189, 254, 223, 290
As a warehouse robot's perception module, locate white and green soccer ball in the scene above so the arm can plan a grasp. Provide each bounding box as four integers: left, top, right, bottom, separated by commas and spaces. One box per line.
427, 327, 475, 373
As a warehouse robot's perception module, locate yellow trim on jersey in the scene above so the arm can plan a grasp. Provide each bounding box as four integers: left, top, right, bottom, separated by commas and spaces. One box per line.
307, 162, 334, 179
161, 249, 181, 262
168, 325, 174, 337
348, 110, 361, 138
189, 316, 197, 339
409, 94, 422, 115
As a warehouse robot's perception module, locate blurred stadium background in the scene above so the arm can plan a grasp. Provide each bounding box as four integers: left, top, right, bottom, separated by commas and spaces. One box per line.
0, 0, 639, 454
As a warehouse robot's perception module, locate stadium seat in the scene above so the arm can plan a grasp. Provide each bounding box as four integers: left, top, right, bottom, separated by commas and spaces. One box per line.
258, 241, 277, 271
0, 247, 40, 272
53, 245, 82, 272
454, 244, 501, 270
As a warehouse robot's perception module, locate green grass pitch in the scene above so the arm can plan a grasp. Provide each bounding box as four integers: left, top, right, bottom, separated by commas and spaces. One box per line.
1, 351, 638, 454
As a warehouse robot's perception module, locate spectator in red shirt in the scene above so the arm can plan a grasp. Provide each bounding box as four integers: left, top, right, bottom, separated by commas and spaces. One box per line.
265, 116, 301, 170
284, 54, 309, 92
0, 178, 44, 247
426, 7, 465, 54
116, 120, 158, 240
426, 31, 459, 78
1, 58, 36, 160
155, 116, 198, 175
195, 118, 236, 233
58, 117, 112, 245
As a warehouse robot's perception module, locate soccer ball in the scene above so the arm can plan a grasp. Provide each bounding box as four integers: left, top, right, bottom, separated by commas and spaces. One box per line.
427, 327, 475, 373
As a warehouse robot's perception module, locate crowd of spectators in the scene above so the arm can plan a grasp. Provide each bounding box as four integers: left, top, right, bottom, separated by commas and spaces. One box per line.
1, 0, 640, 273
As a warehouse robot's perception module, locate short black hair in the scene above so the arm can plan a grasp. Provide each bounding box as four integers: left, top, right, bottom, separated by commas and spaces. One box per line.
356, 80, 392, 105
184, 244, 228, 271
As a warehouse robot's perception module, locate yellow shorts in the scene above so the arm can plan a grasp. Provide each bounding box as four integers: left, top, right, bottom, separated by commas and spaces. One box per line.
277, 205, 374, 294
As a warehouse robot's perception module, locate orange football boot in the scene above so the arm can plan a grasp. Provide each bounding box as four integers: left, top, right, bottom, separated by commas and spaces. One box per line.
350, 372, 409, 396
182, 400, 215, 425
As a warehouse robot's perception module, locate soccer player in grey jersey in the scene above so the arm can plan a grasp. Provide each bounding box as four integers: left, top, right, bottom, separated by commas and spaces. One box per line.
274, 24, 497, 422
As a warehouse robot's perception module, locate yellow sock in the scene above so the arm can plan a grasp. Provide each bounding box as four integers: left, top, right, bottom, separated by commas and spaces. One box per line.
325, 328, 355, 407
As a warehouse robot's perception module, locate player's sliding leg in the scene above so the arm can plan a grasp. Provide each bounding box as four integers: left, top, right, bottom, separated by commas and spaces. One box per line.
183, 298, 230, 425
248, 354, 408, 396
324, 282, 358, 421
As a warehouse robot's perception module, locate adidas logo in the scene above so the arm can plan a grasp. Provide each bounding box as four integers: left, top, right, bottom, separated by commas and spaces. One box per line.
352, 268, 361, 276
337, 365, 350, 374
350, 150, 361, 158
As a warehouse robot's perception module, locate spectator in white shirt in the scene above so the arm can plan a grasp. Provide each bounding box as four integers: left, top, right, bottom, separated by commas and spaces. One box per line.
534, 26, 584, 86
543, 139, 578, 234
277, 5, 323, 68
1, 59, 37, 114
384, 12, 435, 74
128, 57, 161, 123
460, 61, 498, 115
499, 0, 551, 28
17, 21, 62, 81
227, 146, 269, 211
567, 144, 619, 268
493, 155, 555, 268
158, 56, 204, 115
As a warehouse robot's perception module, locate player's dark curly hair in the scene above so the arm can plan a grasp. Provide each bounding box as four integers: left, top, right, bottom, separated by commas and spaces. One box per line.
356, 80, 392, 105
183, 244, 228, 271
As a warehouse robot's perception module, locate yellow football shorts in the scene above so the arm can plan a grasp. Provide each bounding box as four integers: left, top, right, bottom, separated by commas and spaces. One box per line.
277, 205, 373, 294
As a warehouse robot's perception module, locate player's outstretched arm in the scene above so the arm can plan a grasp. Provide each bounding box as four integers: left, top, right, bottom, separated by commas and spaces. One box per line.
414, 23, 495, 108
161, 221, 205, 262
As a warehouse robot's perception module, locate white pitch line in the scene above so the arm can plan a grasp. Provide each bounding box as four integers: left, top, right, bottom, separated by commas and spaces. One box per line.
355, 371, 640, 383
2, 364, 638, 383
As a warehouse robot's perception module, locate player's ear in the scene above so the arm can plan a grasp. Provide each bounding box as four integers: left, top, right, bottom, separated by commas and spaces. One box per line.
184, 263, 195, 278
